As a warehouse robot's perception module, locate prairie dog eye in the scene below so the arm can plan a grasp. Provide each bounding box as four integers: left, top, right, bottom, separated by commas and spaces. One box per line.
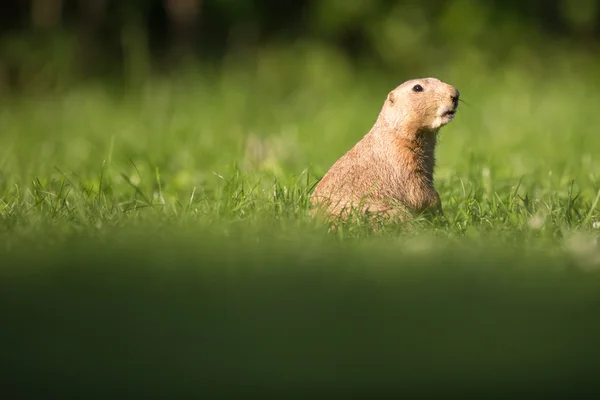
412, 84, 423, 92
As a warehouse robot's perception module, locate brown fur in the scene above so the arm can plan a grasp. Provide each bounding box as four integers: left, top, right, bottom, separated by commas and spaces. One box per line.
310, 77, 460, 222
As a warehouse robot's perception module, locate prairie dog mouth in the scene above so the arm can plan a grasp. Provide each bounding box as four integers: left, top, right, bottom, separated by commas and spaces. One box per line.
443, 110, 456, 119
439, 103, 458, 119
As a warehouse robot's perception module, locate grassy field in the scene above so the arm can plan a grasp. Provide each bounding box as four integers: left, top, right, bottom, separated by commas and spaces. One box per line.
3, 43, 600, 395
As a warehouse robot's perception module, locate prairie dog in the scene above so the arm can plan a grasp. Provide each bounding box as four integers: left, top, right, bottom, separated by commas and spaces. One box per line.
310, 77, 460, 221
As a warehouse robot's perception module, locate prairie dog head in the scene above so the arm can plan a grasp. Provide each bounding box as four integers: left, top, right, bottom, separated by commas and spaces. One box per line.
379, 77, 460, 137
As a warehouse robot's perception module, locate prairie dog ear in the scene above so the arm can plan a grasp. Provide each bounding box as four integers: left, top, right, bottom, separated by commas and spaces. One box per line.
387, 91, 395, 105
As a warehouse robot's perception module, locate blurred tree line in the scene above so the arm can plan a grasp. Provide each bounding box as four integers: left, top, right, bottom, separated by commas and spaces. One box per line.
0, 0, 599, 93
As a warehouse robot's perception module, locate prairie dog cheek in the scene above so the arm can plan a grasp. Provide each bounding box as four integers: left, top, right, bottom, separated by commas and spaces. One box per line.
383, 108, 403, 127
427, 104, 446, 129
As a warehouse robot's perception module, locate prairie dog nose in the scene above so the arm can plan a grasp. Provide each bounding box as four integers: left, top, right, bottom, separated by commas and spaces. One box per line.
450, 89, 460, 108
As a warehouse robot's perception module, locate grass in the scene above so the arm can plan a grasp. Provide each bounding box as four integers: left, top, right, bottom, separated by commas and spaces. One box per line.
2, 47, 600, 245
3, 43, 600, 395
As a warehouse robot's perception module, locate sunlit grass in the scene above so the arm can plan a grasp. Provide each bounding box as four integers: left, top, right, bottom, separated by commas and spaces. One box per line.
1, 47, 600, 254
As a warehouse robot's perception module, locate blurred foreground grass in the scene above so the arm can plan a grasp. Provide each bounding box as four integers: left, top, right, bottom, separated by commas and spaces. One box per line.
4, 228, 600, 396
3, 42, 600, 395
